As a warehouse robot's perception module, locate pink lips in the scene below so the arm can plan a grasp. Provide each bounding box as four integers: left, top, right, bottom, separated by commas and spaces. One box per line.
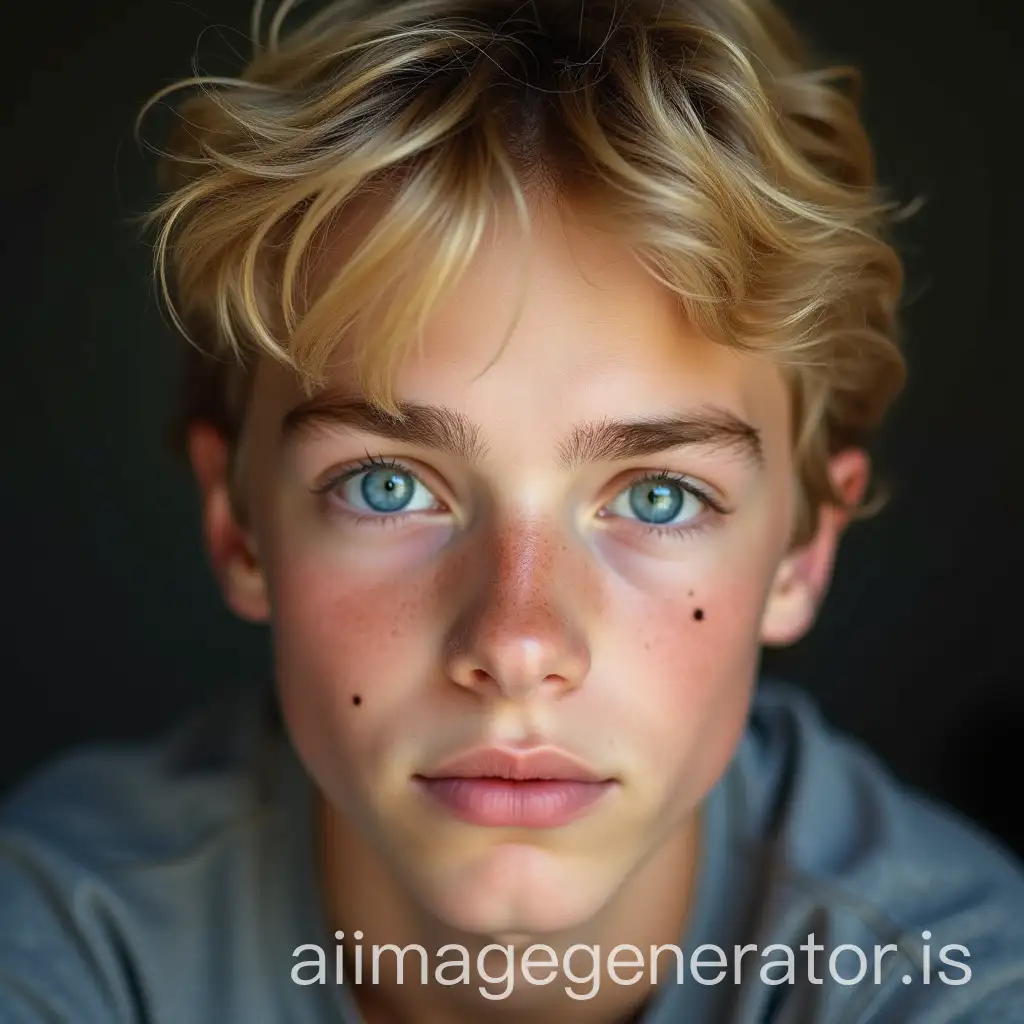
414, 748, 615, 828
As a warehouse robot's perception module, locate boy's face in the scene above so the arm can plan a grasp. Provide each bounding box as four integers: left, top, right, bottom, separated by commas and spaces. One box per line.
202, 197, 856, 939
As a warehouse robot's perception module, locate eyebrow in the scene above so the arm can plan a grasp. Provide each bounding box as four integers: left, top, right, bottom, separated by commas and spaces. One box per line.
281, 396, 763, 470
282, 396, 488, 463
559, 409, 763, 470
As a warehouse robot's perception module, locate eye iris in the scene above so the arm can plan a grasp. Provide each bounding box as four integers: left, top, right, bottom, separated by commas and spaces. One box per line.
361, 468, 415, 512
629, 480, 684, 525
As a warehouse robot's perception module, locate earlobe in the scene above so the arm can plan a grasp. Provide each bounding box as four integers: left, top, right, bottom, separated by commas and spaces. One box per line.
760, 448, 870, 648
187, 424, 271, 624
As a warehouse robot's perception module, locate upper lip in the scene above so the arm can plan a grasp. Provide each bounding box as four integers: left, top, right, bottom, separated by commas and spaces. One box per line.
419, 747, 609, 783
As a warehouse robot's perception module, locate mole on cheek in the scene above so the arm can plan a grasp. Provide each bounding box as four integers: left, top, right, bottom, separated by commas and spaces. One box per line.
352, 695, 362, 706
693, 608, 705, 622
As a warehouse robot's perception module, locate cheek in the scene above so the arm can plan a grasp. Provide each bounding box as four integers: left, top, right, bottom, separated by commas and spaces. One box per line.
594, 542, 775, 797
620, 571, 764, 704
262, 536, 443, 785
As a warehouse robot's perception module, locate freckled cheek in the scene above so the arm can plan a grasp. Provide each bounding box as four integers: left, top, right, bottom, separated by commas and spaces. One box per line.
596, 570, 766, 796
620, 576, 763, 701
263, 541, 444, 774
598, 527, 772, 681
258, 510, 452, 669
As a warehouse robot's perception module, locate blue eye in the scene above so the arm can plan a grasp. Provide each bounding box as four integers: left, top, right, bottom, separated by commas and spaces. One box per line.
606, 476, 706, 527
332, 463, 440, 516
360, 468, 415, 512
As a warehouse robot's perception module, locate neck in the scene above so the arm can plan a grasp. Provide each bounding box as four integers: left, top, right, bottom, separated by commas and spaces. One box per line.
317, 797, 701, 1024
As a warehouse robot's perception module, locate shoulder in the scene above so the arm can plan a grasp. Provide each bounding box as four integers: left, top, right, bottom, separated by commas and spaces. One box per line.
742, 682, 1024, 910
738, 682, 1024, 1021
2, 687, 279, 861
0, 687, 285, 1022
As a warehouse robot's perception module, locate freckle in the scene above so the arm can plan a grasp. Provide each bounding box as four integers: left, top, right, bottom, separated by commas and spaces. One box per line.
352, 694, 362, 706
693, 608, 704, 622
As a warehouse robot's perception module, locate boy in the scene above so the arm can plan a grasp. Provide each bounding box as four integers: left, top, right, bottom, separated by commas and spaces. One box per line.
2, 0, 1023, 1021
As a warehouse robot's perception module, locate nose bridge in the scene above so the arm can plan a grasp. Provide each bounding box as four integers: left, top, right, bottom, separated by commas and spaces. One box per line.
445, 515, 591, 697
491, 517, 554, 616
469, 518, 565, 650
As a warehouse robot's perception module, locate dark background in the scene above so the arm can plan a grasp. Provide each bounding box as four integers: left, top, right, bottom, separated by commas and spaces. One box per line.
2, 1, 1021, 855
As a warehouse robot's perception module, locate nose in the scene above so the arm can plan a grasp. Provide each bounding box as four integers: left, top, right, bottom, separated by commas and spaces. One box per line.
443, 521, 592, 702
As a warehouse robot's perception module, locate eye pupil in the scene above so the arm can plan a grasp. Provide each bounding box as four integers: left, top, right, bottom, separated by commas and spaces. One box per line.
629, 480, 684, 524
361, 468, 415, 512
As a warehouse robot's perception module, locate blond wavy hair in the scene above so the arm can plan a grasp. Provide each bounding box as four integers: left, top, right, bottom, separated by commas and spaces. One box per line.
139, 0, 906, 545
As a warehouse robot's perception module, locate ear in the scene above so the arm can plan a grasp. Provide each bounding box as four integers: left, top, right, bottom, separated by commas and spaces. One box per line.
187, 423, 271, 624
760, 448, 870, 647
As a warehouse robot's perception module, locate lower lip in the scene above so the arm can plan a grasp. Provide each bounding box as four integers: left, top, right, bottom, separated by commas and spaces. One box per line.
414, 777, 613, 828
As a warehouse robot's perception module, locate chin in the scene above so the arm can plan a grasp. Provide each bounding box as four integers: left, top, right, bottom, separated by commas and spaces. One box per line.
416, 841, 616, 938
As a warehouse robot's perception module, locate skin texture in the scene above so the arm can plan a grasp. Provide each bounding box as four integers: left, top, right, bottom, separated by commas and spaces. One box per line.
189, 197, 867, 1024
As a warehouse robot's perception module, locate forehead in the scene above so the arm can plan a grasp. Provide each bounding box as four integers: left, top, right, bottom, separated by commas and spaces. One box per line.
253, 196, 792, 451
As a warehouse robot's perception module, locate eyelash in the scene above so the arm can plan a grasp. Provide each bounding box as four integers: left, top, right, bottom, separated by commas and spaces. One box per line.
315, 457, 730, 537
